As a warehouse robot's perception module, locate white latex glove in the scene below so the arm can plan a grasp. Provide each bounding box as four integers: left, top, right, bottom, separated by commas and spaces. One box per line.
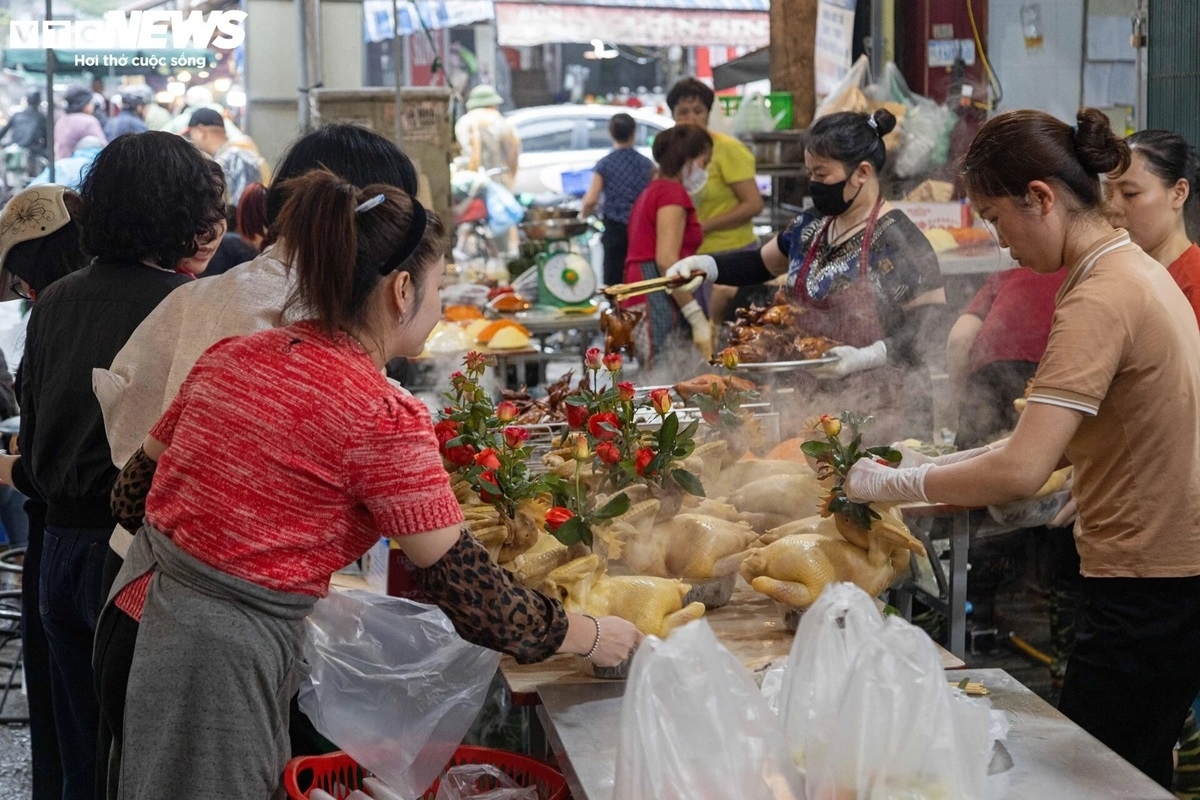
892, 442, 993, 469
680, 300, 712, 359
666, 255, 718, 293
810, 340, 888, 379
844, 458, 933, 504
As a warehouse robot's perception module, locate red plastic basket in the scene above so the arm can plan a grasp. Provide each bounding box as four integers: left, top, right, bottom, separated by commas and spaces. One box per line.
283, 746, 569, 800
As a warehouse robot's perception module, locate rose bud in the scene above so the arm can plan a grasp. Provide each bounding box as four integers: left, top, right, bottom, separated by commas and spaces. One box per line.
634, 447, 656, 476
617, 381, 635, 402
819, 414, 842, 438
433, 419, 459, 448
649, 388, 672, 415
503, 426, 530, 449
474, 447, 502, 470
566, 402, 589, 429
545, 506, 575, 531
603, 352, 623, 372
596, 441, 621, 465
720, 347, 739, 370
584, 347, 603, 370
465, 351, 489, 371
571, 433, 591, 460
496, 401, 518, 423
587, 411, 621, 441
701, 410, 719, 426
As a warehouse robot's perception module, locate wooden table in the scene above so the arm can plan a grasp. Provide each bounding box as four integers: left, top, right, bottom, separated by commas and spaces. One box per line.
536, 667, 1174, 800
500, 580, 964, 706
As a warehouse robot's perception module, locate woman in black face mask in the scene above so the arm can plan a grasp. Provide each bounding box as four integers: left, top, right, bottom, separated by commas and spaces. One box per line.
667, 108, 946, 441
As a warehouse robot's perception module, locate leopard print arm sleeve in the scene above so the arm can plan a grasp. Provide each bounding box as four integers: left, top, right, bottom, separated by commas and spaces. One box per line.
111, 447, 157, 533
413, 529, 570, 664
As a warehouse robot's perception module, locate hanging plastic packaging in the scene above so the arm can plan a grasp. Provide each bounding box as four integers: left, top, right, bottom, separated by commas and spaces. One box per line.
434, 764, 537, 800
299, 590, 501, 799
614, 619, 801, 800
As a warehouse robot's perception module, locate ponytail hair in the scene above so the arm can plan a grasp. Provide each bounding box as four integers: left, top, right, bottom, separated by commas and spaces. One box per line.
805, 108, 896, 175
962, 107, 1131, 212
276, 169, 445, 335
1126, 129, 1200, 242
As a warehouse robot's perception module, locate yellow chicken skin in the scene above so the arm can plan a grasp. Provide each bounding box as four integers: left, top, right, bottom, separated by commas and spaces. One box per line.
740, 506, 925, 609
501, 532, 570, 589
543, 554, 706, 638
726, 472, 826, 520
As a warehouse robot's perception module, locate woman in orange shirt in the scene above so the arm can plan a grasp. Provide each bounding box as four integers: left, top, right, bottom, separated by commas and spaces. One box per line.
1106, 129, 1200, 323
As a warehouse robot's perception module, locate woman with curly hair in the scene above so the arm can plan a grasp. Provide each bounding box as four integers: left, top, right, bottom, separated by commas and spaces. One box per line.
7, 130, 225, 800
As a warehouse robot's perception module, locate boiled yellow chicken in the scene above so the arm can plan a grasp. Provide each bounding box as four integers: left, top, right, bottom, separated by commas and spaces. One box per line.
740, 506, 925, 609
501, 533, 570, 589
725, 471, 825, 522
759, 514, 842, 545
708, 458, 814, 499
543, 554, 706, 638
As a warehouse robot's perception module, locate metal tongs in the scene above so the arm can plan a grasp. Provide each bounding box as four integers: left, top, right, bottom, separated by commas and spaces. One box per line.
600, 273, 705, 301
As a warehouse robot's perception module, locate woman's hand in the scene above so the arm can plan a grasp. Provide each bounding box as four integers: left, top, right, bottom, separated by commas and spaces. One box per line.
844, 459, 933, 504
588, 615, 644, 667
665, 255, 718, 290
810, 340, 888, 379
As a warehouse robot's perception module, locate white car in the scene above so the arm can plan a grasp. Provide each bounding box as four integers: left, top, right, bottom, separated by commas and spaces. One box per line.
507, 104, 674, 197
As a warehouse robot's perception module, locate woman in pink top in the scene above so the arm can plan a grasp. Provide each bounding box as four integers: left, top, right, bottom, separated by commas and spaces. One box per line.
622, 124, 713, 374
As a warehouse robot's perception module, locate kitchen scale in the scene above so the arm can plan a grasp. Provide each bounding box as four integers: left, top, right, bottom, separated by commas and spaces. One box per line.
536, 248, 597, 309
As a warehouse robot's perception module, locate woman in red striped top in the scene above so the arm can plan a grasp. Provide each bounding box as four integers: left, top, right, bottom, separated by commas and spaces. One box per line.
88, 170, 642, 799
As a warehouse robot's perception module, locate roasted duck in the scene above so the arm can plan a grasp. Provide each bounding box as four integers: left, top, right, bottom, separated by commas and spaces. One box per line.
726, 301, 841, 363
600, 303, 644, 359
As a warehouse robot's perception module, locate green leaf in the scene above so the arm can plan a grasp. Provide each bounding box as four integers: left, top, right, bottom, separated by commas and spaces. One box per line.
679, 419, 699, 440
718, 409, 743, 427
552, 516, 587, 546
671, 468, 706, 497
694, 395, 717, 413
660, 412, 679, 446
801, 440, 832, 458
443, 435, 466, 448
882, 604, 901, 617
565, 394, 588, 407
592, 492, 631, 519
957, 677, 970, 690
866, 446, 903, 465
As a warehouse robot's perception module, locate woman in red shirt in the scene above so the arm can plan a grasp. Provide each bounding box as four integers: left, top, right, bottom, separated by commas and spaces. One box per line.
1106, 129, 1200, 325
623, 124, 713, 373
85, 170, 641, 798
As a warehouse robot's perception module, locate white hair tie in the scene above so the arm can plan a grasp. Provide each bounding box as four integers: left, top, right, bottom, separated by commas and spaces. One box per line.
866, 116, 879, 133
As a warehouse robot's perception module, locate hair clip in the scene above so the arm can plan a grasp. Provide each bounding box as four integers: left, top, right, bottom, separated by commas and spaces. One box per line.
866, 116, 879, 132
356, 194, 386, 214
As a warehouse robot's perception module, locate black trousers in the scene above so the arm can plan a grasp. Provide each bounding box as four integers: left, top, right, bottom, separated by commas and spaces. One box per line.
21, 501, 63, 800
93, 603, 137, 800
1058, 575, 1200, 788
600, 218, 628, 288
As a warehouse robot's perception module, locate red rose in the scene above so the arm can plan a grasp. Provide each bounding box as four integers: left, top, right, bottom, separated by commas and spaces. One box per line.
503, 426, 530, 449
465, 351, 489, 371
566, 402, 589, 429
496, 401, 518, 423
603, 352, 623, 372
588, 411, 621, 441
617, 381, 635, 402
545, 506, 575, 531
433, 419, 459, 448
474, 447, 502, 470
634, 447, 656, 476
596, 441, 621, 465
444, 444, 476, 468
477, 469, 501, 502
701, 410, 719, 426
649, 388, 672, 415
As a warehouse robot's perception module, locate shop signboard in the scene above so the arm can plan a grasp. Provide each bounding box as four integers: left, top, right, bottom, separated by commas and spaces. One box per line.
814, 0, 856, 96
493, 3, 769, 48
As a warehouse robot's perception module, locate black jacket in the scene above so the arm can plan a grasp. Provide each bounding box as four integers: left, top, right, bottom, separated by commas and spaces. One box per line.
0, 109, 48, 154
18, 260, 190, 528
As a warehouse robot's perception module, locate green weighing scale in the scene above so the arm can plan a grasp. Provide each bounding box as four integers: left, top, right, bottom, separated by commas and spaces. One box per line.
537, 250, 597, 308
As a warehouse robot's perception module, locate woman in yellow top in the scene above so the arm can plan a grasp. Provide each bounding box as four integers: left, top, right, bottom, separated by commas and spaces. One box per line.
845, 107, 1200, 791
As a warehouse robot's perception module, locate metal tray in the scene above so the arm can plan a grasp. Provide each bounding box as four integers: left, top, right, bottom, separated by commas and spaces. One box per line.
734, 356, 839, 373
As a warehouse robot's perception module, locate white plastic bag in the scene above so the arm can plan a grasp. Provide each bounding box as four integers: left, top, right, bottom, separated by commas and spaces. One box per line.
614, 620, 801, 800
299, 590, 502, 799
778, 583, 884, 779
811, 615, 991, 800
732, 92, 778, 134
434, 764, 537, 800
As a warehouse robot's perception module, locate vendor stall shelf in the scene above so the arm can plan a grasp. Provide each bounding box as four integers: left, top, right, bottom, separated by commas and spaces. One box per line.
536, 668, 1176, 800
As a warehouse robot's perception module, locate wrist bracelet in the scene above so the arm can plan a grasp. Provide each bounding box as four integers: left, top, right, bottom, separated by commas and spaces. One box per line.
582, 614, 601, 660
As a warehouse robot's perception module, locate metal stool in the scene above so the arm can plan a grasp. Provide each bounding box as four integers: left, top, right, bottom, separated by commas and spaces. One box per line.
0, 546, 25, 724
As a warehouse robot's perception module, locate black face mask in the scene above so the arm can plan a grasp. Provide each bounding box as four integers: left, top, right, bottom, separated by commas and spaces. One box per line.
809, 178, 862, 217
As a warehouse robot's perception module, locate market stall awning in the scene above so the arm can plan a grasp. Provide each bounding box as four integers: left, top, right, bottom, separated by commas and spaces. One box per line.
2, 48, 217, 74
712, 46, 768, 90
494, 0, 769, 48
363, 0, 495, 43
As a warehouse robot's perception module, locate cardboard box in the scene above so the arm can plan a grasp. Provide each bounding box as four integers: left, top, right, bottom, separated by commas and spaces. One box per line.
365, 537, 433, 601
892, 201, 972, 231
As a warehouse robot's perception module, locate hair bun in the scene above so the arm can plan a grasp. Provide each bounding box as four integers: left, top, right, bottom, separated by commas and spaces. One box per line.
870, 108, 897, 138
1074, 107, 1130, 175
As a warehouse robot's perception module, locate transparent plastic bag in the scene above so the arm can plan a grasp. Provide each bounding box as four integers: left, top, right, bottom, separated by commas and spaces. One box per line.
814, 54, 871, 119
434, 764, 537, 800
485, 181, 525, 237
732, 92, 778, 134
811, 615, 990, 800
778, 583, 884, 781
872, 62, 954, 178
299, 590, 502, 799
614, 620, 801, 800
